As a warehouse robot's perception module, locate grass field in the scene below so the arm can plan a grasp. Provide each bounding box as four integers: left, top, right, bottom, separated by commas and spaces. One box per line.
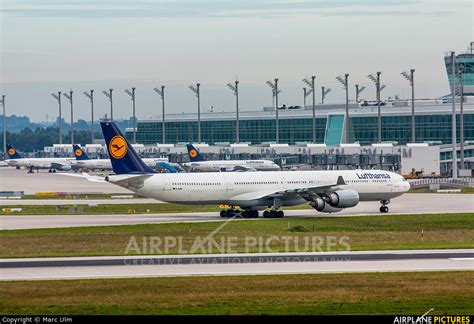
1, 213, 473, 258
0, 272, 472, 315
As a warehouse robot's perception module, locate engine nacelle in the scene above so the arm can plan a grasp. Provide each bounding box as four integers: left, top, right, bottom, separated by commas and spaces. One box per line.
58, 165, 72, 171
310, 196, 343, 213
325, 189, 359, 208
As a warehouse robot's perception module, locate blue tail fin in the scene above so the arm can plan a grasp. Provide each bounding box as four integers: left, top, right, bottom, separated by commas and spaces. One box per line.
100, 121, 155, 174
186, 144, 205, 162
6, 144, 22, 159
73, 144, 90, 160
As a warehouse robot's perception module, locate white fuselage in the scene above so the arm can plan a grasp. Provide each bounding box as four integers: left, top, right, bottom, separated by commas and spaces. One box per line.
5, 158, 74, 170
72, 158, 168, 171
109, 169, 410, 210
183, 160, 280, 172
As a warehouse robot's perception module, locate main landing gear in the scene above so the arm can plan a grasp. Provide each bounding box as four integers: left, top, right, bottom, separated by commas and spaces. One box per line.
220, 208, 259, 218
379, 200, 390, 213
262, 210, 284, 218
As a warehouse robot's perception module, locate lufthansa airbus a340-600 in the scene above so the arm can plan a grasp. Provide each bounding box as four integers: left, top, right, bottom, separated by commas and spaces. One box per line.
99, 121, 410, 218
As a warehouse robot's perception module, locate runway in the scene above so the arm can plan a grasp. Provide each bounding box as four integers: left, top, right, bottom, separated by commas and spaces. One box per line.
0, 167, 130, 194
1, 249, 473, 281
1, 194, 473, 230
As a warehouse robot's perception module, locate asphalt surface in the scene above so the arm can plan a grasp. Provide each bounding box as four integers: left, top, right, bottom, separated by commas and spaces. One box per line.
1, 249, 473, 280
1, 194, 473, 230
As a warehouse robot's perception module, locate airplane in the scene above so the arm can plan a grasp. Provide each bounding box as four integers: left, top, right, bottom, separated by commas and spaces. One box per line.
5, 144, 73, 172
99, 121, 410, 218
183, 144, 280, 172
71, 144, 170, 171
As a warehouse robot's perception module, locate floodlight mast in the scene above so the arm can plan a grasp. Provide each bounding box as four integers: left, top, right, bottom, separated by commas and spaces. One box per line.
83, 90, 94, 143
226, 80, 240, 143
1, 95, 5, 159
189, 83, 201, 143
321, 87, 331, 104
62, 90, 74, 144
303, 76, 316, 143
367, 72, 383, 143
124, 87, 137, 144
153, 86, 166, 144
336, 74, 350, 143
102, 89, 113, 121
401, 69, 416, 143
458, 64, 465, 169
266, 79, 280, 143
450, 51, 457, 179
355, 84, 366, 103
51, 91, 63, 144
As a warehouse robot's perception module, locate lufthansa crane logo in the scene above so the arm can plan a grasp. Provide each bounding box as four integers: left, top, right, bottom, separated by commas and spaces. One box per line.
189, 149, 198, 158
75, 149, 83, 157
8, 148, 15, 156
109, 135, 128, 159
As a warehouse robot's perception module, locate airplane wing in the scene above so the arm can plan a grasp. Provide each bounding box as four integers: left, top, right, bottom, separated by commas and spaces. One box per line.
231, 165, 257, 172
56, 172, 106, 182
50, 162, 72, 170
228, 176, 347, 201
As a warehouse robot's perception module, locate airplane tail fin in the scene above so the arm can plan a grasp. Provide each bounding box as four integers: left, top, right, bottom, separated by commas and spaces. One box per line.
73, 144, 90, 160
100, 121, 155, 174
186, 144, 205, 162
6, 144, 22, 159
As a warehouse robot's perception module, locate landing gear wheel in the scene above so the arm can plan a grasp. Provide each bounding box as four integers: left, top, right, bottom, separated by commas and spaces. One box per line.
263, 210, 270, 218
220, 210, 227, 218
277, 210, 284, 218
379, 206, 389, 213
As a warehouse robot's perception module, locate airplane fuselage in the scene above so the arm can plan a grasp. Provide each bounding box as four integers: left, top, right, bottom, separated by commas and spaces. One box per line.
109, 169, 410, 210
183, 160, 280, 172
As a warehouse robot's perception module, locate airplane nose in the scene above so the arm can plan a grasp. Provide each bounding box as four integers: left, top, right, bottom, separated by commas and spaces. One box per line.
404, 182, 411, 191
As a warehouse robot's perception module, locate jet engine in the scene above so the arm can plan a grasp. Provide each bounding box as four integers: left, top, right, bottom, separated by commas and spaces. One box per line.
309, 197, 343, 213
325, 189, 359, 208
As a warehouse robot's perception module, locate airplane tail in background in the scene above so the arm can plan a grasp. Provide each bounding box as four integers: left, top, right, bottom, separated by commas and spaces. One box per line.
186, 144, 205, 162
100, 121, 155, 174
6, 144, 22, 159
73, 144, 90, 160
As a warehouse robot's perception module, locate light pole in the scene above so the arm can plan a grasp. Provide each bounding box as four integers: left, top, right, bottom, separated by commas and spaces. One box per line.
368, 72, 383, 143
1, 95, 5, 160
458, 64, 465, 170
303, 76, 316, 143
153, 86, 166, 144
321, 87, 331, 104
188, 83, 201, 143
102, 89, 113, 121
401, 69, 416, 143
51, 91, 63, 144
355, 84, 366, 103
266, 79, 280, 143
336, 74, 350, 143
63, 90, 74, 144
83, 90, 94, 143
450, 52, 457, 179
124, 87, 136, 144
226, 80, 240, 143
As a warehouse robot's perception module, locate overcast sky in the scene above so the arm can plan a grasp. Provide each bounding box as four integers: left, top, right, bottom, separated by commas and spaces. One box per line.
0, 0, 472, 122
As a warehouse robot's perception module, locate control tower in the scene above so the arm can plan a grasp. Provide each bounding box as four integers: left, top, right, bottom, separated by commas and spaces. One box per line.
445, 42, 474, 96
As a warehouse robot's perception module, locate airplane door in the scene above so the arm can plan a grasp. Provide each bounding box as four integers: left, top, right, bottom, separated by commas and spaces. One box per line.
164, 177, 171, 191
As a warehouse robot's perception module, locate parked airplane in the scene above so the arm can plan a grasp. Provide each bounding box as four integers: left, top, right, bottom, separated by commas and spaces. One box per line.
99, 122, 410, 218
183, 144, 280, 172
71, 144, 170, 171
5, 144, 73, 172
